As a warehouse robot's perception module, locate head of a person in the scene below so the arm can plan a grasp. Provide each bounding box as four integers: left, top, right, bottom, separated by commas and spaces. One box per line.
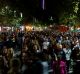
10, 58, 21, 71
3, 46, 7, 53
22, 52, 29, 63
7, 48, 14, 57
57, 54, 63, 61
74, 47, 80, 54
57, 43, 62, 50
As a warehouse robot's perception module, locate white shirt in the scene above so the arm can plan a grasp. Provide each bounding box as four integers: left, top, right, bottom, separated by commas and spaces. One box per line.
42, 41, 50, 50
63, 48, 71, 60
41, 61, 49, 74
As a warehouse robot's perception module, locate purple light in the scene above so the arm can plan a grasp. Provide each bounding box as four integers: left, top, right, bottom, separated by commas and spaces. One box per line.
43, 0, 44, 10
41, 0, 45, 10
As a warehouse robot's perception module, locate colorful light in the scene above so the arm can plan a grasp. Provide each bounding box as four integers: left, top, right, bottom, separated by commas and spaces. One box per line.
42, 0, 45, 10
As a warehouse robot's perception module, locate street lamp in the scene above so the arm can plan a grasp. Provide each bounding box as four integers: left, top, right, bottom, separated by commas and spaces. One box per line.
20, 12, 23, 18
49, 16, 53, 24
50, 16, 53, 21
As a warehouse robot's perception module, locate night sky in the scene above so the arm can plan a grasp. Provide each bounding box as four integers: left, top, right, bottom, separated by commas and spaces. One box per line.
3, 0, 72, 23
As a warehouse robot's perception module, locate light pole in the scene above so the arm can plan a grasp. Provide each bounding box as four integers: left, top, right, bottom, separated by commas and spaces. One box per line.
41, 0, 45, 10
49, 16, 53, 24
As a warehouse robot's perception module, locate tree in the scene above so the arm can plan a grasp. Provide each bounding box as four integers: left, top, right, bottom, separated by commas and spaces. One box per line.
0, 5, 23, 26
0, 0, 80, 25
59, 0, 80, 26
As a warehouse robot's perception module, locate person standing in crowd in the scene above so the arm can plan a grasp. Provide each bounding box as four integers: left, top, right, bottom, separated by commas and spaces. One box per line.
0, 55, 7, 74
41, 53, 49, 74
71, 47, 80, 74
42, 37, 50, 54
63, 44, 72, 73
8, 58, 21, 74
52, 54, 67, 74
1, 29, 80, 74
0, 35, 3, 54
7, 48, 14, 64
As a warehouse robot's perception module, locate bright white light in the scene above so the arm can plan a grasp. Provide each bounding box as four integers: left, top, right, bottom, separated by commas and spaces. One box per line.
77, 28, 80, 30
20, 12, 23, 18
0, 27, 1, 32
71, 27, 74, 31
7, 27, 11, 30
3, 27, 11, 31
5, 6, 8, 9
50, 25, 52, 27
20, 26, 24, 31
45, 27, 47, 29
12, 27, 14, 32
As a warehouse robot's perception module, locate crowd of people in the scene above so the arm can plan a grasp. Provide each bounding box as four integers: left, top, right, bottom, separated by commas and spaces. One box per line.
0, 30, 80, 74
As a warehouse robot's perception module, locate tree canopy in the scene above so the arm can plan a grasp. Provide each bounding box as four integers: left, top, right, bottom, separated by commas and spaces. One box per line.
0, 0, 80, 25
